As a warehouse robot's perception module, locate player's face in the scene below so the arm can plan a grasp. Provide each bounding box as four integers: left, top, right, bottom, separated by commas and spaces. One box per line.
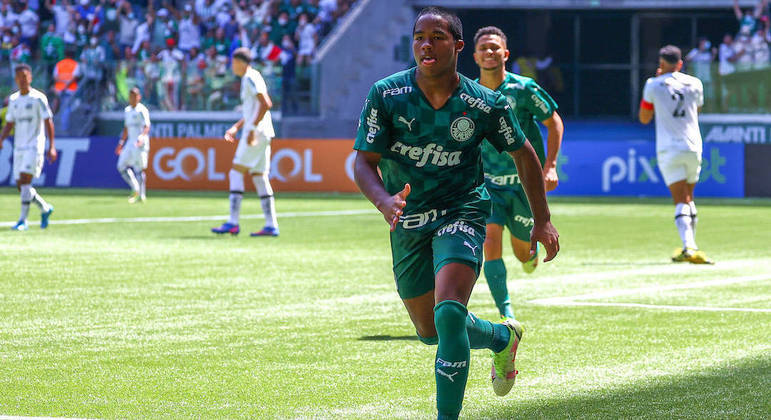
129, 91, 140, 106
412, 14, 463, 77
14, 69, 31, 91
473, 34, 509, 71
231, 58, 248, 77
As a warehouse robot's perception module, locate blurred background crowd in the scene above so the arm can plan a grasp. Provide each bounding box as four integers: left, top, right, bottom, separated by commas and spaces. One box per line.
0, 0, 357, 116
685, 0, 770, 111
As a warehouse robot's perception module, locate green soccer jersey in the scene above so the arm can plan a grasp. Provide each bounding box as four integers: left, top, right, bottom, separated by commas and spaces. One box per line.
480, 72, 558, 192
354, 68, 527, 230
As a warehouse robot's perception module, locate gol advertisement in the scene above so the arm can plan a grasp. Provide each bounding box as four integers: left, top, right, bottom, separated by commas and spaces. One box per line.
147, 138, 358, 192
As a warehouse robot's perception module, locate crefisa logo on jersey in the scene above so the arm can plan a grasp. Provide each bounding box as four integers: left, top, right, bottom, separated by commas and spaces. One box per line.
450, 116, 475, 142
460, 93, 491, 113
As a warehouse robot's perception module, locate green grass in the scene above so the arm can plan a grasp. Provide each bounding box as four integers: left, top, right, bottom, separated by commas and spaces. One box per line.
1, 188, 769, 419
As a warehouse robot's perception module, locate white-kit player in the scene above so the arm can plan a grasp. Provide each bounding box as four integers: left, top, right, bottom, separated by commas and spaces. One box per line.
639, 45, 713, 264
115, 87, 151, 203
0, 64, 57, 231
212, 47, 279, 237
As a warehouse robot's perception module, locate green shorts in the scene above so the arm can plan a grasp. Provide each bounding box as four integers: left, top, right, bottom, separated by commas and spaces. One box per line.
486, 188, 534, 242
390, 213, 486, 300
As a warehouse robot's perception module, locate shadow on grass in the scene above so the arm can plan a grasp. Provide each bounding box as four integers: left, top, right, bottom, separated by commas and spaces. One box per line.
479, 355, 770, 419
358, 335, 419, 342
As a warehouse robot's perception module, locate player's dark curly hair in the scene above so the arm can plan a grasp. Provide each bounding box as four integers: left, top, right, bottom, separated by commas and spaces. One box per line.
473, 26, 507, 47
413, 7, 463, 41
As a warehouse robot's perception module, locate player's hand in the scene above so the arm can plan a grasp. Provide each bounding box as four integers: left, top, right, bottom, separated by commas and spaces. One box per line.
246, 130, 257, 146
377, 183, 410, 232
531, 220, 559, 262
224, 127, 238, 142
47, 147, 58, 164
543, 165, 559, 192
136, 134, 147, 148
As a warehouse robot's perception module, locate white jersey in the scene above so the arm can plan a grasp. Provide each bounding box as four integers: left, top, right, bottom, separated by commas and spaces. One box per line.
642, 72, 703, 154
6, 88, 53, 151
241, 67, 275, 138
124, 102, 151, 150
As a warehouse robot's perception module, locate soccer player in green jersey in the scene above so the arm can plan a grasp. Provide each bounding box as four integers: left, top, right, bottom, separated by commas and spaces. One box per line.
473, 26, 564, 320
353, 8, 559, 419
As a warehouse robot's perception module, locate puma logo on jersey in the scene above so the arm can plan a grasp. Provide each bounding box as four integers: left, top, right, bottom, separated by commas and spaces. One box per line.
463, 240, 478, 256
398, 116, 416, 131
436, 369, 459, 382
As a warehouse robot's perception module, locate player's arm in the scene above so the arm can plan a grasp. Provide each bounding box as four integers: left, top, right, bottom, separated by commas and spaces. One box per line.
540, 111, 564, 192
0, 121, 13, 149
508, 142, 558, 261
491, 97, 559, 261
733, 0, 743, 19
245, 92, 272, 144
638, 100, 654, 124
353, 84, 407, 231
116, 126, 127, 154
44, 117, 57, 163
353, 150, 409, 231
754, 0, 767, 18
137, 108, 151, 147
639, 78, 655, 124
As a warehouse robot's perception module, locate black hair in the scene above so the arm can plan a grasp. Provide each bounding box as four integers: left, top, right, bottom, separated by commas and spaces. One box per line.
14, 63, 31, 73
232, 46, 252, 63
474, 26, 507, 47
413, 7, 463, 41
659, 45, 682, 64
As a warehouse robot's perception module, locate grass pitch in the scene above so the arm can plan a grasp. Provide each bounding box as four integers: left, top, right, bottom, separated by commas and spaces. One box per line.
1, 188, 769, 419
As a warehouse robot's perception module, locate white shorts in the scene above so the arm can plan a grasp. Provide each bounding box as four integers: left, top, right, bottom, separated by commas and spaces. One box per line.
117, 146, 149, 171
13, 147, 43, 180
233, 133, 271, 173
657, 150, 702, 186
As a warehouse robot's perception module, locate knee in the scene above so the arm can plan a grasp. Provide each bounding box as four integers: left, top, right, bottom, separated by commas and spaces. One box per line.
434, 300, 468, 336
417, 332, 438, 346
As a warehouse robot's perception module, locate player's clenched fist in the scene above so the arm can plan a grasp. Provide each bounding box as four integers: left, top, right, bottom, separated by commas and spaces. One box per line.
377, 183, 410, 232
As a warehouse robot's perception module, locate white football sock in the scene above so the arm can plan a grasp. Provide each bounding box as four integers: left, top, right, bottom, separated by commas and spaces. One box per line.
675, 203, 697, 250
688, 201, 697, 233
120, 167, 139, 192
29, 187, 50, 212
19, 184, 32, 222
136, 168, 146, 198
253, 173, 277, 229
228, 169, 245, 225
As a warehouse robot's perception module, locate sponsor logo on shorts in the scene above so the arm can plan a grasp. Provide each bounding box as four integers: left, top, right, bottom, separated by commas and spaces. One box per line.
485, 172, 520, 186
365, 108, 380, 144
399, 208, 447, 230
436, 220, 476, 237
498, 116, 518, 145
450, 117, 475, 142
515, 214, 534, 228
382, 86, 413, 97
460, 93, 491, 113
390, 141, 462, 167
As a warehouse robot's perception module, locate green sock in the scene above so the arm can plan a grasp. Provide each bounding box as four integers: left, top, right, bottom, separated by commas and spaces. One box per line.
466, 311, 510, 353
484, 259, 515, 319
434, 300, 470, 419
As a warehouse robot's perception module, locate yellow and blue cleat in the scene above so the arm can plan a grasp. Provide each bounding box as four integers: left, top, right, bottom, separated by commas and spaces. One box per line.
672, 248, 715, 265
491, 318, 523, 396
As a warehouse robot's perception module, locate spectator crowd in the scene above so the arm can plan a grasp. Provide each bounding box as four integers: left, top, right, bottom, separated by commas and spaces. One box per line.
685, 0, 771, 111
0, 0, 357, 113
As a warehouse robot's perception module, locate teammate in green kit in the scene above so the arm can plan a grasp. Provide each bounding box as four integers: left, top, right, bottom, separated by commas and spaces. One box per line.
353, 8, 559, 420
473, 26, 564, 320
